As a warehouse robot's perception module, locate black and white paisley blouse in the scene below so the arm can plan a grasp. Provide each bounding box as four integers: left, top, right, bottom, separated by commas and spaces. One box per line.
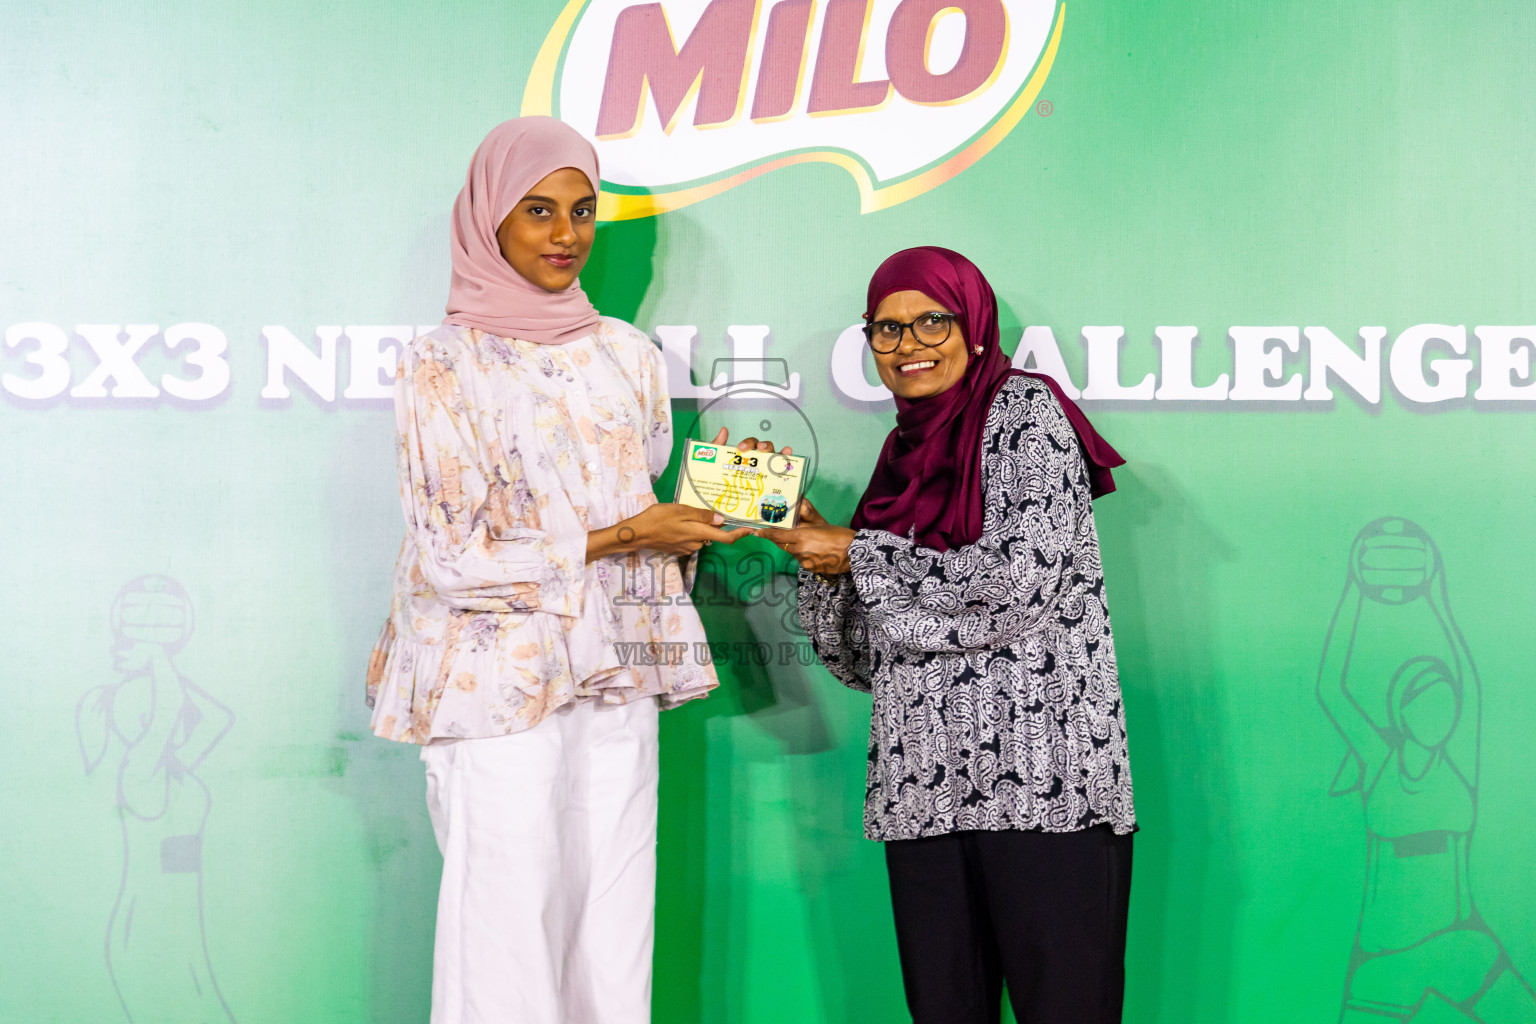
798, 375, 1137, 841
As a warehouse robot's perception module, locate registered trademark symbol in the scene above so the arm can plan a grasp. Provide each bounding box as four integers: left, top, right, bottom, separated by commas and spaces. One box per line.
1036, 99, 1053, 117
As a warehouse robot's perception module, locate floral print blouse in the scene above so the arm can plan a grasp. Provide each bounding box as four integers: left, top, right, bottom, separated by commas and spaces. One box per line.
798, 376, 1136, 841
366, 319, 716, 744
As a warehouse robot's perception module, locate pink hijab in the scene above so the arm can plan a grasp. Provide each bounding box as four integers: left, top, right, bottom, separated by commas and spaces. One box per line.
444, 116, 603, 344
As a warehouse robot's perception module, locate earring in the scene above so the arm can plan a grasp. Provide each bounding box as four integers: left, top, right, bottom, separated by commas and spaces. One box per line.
973, 346, 983, 354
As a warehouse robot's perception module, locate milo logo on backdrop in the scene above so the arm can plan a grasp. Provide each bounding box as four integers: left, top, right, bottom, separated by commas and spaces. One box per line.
522, 0, 1064, 218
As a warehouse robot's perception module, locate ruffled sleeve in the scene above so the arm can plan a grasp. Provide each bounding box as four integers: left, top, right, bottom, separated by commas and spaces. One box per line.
396, 334, 587, 617
637, 329, 674, 481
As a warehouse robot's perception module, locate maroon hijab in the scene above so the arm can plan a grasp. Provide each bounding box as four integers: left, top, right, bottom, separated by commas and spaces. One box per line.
850, 246, 1124, 552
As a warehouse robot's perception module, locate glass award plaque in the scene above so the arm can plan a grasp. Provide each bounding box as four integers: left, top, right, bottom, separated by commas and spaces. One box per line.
674, 438, 806, 530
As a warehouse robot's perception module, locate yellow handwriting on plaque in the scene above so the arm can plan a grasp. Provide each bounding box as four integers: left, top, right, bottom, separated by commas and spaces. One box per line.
674, 439, 807, 530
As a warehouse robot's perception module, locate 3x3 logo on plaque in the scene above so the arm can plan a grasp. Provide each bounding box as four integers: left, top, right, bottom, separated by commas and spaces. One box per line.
523, 0, 1064, 217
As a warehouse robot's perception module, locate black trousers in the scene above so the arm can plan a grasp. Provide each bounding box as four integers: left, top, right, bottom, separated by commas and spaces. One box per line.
884, 825, 1134, 1024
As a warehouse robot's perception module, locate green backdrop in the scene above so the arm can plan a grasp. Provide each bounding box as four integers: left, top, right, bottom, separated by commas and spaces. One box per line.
3, 2, 1534, 1022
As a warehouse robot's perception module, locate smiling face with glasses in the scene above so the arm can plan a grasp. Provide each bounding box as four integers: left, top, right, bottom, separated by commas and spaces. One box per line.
865, 290, 973, 399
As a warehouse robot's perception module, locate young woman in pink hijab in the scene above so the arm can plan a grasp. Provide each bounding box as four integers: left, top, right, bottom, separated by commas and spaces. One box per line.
760, 246, 1137, 1024
365, 116, 746, 1024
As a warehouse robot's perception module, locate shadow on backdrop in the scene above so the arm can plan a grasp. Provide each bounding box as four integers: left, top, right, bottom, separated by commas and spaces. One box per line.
647, 329, 909, 1022
1318, 518, 1536, 1024
324, 423, 438, 1024
1094, 464, 1240, 1023
773, 475, 911, 1024
584, 217, 659, 324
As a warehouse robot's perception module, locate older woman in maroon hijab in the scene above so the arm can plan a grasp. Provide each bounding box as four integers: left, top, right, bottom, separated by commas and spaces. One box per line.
760, 246, 1138, 1024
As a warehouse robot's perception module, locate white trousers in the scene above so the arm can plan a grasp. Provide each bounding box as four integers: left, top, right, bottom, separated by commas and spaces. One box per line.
421, 698, 660, 1024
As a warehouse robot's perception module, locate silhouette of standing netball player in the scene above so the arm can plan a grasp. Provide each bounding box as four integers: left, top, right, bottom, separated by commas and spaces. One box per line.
75, 575, 237, 1023
1318, 518, 1536, 1024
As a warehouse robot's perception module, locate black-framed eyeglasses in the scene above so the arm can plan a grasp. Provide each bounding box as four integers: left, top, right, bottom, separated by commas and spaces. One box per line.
862, 312, 958, 354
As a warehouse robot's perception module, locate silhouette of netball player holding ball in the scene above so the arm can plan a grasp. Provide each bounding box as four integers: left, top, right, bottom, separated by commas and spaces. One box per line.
76, 575, 237, 1022
1318, 518, 1535, 1024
